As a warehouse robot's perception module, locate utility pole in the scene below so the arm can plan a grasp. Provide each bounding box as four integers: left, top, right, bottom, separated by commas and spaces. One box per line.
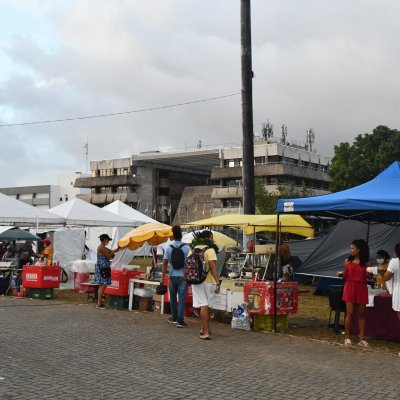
241, 0, 255, 214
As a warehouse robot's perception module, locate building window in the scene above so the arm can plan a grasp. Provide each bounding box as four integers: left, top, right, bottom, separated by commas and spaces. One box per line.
159, 170, 169, 179
158, 187, 169, 196
268, 155, 282, 163
255, 157, 266, 165
99, 169, 113, 177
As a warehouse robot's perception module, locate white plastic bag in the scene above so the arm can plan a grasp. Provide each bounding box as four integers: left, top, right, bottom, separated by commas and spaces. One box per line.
231, 303, 251, 331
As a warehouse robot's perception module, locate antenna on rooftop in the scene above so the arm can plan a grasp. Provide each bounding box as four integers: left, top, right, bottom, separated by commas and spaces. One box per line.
261, 120, 273, 140
305, 129, 315, 151
84, 138, 89, 174
281, 124, 287, 145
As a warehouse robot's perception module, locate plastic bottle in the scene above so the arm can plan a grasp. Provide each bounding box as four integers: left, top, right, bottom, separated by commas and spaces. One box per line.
249, 240, 254, 253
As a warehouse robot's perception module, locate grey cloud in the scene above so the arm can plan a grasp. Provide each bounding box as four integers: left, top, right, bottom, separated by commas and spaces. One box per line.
0, 0, 400, 186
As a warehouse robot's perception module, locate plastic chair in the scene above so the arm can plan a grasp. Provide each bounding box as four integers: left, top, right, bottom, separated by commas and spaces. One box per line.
327, 285, 346, 333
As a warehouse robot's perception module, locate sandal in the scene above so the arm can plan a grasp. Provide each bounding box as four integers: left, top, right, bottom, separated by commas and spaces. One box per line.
344, 339, 352, 347
199, 334, 211, 340
358, 340, 369, 348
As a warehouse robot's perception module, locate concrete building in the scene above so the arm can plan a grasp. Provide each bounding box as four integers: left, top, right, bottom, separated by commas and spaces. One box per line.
0, 172, 91, 209
74, 149, 220, 222
173, 139, 331, 224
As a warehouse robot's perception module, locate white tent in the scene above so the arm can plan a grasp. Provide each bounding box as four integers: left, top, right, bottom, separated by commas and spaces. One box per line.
48, 198, 133, 227
103, 200, 158, 225
85, 226, 132, 253
0, 192, 64, 225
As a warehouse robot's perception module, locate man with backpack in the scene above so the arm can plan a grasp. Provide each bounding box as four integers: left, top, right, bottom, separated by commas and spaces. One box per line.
186, 230, 220, 340
161, 225, 190, 328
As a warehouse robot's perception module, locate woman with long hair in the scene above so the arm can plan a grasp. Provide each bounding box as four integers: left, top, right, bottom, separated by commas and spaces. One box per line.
384, 242, 400, 357
340, 239, 370, 348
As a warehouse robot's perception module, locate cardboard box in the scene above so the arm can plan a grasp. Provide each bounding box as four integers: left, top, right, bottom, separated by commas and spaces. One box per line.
138, 296, 153, 312
153, 293, 164, 302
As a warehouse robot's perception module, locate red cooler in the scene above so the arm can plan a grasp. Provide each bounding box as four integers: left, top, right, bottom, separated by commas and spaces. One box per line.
74, 272, 92, 292
22, 266, 61, 289
163, 276, 193, 304
244, 281, 298, 315
104, 269, 144, 296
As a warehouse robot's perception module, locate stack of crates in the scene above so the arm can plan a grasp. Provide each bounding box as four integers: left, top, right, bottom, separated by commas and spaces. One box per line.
252, 314, 288, 333
26, 288, 54, 300
106, 295, 129, 309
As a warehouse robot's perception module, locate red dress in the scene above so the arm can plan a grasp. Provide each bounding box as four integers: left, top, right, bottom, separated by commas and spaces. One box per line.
342, 262, 368, 304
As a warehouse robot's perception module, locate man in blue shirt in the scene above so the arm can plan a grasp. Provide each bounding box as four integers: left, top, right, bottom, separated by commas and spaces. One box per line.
161, 225, 190, 328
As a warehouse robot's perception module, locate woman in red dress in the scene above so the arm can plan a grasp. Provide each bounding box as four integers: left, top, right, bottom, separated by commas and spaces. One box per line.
341, 239, 370, 348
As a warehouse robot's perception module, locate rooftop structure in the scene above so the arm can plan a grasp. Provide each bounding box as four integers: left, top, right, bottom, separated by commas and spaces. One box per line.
74, 148, 221, 222
0, 173, 90, 210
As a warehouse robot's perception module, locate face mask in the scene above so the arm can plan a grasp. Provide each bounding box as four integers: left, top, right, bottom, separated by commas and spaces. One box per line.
376, 258, 385, 264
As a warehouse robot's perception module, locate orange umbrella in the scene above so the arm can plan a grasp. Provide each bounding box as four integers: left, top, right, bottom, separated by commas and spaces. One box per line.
118, 223, 173, 250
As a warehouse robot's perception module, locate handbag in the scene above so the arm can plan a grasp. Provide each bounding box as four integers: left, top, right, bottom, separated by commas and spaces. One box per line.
99, 267, 111, 279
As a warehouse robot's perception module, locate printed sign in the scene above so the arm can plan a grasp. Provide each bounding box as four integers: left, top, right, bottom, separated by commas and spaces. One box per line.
284, 201, 294, 212
26, 273, 38, 281
44, 276, 59, 282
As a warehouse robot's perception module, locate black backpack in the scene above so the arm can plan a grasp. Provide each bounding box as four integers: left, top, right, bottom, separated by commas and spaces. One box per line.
170, 243, 186, 270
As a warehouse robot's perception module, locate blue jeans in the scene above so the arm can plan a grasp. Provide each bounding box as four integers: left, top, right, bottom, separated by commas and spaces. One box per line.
169, 276, 187, 323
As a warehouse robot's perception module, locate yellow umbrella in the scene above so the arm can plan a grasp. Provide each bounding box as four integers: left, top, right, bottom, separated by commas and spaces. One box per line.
118, 222, 173, 250
183, 214, 313, 238
182, 230, 237, 250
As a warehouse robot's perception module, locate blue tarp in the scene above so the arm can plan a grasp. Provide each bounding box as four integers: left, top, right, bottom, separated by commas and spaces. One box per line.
277, 161, 400, 223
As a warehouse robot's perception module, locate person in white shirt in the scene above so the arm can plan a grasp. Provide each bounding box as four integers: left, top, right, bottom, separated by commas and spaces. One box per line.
384, 242, 400, 357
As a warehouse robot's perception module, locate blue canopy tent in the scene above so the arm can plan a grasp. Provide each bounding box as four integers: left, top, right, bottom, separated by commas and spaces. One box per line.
275, 161, 400, 287
277, 161, 400, 224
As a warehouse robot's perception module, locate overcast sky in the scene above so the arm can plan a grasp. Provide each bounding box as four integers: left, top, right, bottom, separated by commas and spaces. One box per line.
1, 0, 399, 186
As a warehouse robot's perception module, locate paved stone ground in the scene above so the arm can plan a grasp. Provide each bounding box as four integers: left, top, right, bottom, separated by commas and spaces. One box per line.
0, 296, 398, 400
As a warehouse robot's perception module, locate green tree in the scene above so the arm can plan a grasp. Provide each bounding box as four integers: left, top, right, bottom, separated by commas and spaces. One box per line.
255, 179, 312, 214
329, 125, 400, 192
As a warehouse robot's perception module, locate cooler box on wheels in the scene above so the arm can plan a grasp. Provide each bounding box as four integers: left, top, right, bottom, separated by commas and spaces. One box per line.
22, 266, 61, 289
244, 281, 298, 315
104, 269, 144, 296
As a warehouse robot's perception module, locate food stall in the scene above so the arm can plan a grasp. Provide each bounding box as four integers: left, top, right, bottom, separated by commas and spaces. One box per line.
183, 214, 313, 330
277, 162, 400, 339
